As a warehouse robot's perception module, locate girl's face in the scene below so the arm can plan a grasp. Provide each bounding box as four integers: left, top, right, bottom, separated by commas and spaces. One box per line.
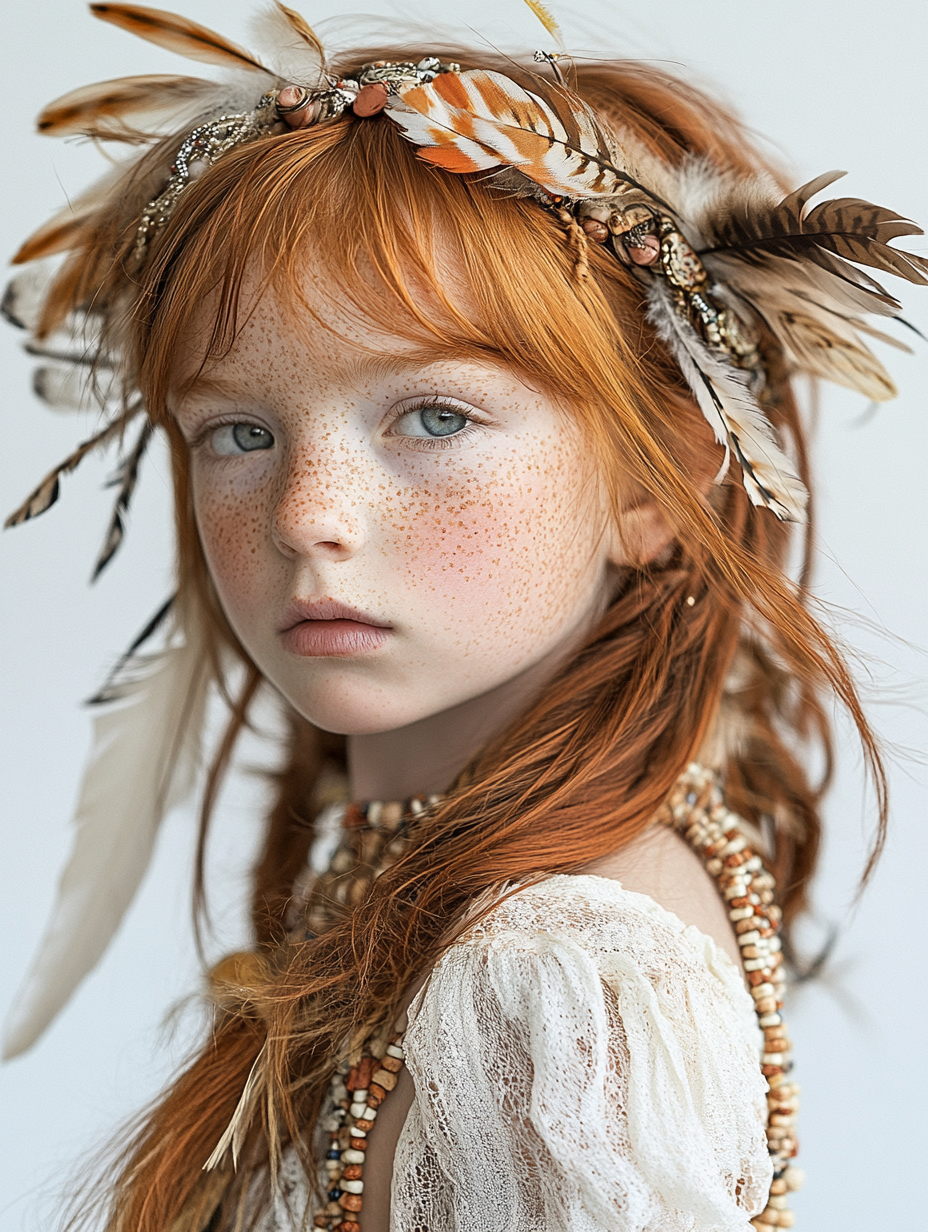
172, 281, 627, 735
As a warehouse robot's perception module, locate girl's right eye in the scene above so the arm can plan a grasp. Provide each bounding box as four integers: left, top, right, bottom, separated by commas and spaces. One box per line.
211, 423, 275, 455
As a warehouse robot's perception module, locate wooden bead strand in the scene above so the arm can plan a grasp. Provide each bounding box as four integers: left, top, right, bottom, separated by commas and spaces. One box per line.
657, 763, 804, 1230
314, 1035, 407, 1231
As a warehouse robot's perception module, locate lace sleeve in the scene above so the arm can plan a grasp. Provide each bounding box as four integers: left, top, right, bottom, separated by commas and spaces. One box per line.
393, 874, 772, 1232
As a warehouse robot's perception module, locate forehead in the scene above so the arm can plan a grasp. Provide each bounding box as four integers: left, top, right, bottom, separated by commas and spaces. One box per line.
172, 255, 521, 404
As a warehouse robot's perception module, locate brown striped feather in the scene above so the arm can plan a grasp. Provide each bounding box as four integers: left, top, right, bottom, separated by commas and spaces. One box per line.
90, 4, 267, 72
38, 74, 221, 142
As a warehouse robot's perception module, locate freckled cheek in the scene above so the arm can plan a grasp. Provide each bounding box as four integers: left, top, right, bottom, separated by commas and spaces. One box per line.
191, 476, 276, 617
390, 473, 601, 625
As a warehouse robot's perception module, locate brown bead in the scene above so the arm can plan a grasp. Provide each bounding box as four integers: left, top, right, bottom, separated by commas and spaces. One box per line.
352, 82, 389, 117
349, 1137, 368, 1152
736, 917, 760, 934
335, 1223, 361, 1232
313, 1217, 329, 1229
580, 218, 609, 242
762, 1064, 785, 1078
342, 1164, 363, 1180
371, 1067, 397, 1091
627, 236, 660, 265
347, 1056, 374, 1092
354, 1118, 375, 1131
339, 1194, 363, 1213
368, 1083, 387, 1101
381, 1055, 403, 1073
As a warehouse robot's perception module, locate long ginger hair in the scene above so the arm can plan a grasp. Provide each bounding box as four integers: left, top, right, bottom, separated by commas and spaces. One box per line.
40, 49, 885, 1232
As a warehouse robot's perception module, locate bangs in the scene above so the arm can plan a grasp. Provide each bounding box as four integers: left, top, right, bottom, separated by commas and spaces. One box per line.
136, 110, 663, 429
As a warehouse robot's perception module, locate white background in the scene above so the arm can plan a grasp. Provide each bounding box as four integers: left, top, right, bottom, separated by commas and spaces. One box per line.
1, 2, 926, 1228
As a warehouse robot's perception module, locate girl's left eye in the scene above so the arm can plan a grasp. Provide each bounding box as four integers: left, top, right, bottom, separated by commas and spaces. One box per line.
393, 403, 472, 438
211, 422, 275, 455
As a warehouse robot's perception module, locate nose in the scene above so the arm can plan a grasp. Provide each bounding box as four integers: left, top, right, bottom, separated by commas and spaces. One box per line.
270, 445, 367, 563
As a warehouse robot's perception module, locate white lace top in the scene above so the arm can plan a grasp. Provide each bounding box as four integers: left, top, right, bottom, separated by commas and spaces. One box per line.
263, 874, 772, 1231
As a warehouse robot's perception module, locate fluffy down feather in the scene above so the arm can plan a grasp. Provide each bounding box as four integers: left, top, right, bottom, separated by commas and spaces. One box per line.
249, 2, 326, 86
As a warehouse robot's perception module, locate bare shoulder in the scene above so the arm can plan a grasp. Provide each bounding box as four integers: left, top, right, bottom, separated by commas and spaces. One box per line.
577, 825, 742, 969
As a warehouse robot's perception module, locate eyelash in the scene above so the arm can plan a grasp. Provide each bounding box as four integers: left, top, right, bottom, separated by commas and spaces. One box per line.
386, 398, 487, 450
189, 415, 258, 453
187, 398, 489, 456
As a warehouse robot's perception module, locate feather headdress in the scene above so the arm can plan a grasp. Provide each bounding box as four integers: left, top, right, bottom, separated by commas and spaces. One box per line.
3, 1, 926, 1054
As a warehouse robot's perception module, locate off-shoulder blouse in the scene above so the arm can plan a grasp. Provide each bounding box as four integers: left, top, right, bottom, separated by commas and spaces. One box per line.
261, 874, 772, 1231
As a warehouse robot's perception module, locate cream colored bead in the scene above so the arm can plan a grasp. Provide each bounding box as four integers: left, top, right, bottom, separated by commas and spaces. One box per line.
759, 1012, 782, 1028
386, 1043, 405, 1059
341, 1180, 364, 1195
766, 1194, 788, 1209
784, 1167, 805, 1191
738, 930, 761, 947
751, 982, 775, 999
341, 1149, 366, 1164
349, 1102, 368, 1118
729, 906, 755, 921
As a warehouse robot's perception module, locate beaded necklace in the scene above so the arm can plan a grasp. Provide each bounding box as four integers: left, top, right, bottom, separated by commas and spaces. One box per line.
306, 764, 801, 1232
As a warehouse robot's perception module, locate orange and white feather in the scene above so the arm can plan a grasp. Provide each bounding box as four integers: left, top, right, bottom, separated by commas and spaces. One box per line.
388, 70, 649, 200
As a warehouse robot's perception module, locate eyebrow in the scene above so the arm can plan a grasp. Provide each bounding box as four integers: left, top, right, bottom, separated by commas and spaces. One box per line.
176, 344, 499, 401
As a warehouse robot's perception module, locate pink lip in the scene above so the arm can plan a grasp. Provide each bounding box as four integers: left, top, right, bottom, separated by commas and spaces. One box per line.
278, 598, 393, 658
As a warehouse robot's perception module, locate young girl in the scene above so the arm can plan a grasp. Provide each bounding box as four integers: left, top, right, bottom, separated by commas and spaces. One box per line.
2, 4, 925, 1230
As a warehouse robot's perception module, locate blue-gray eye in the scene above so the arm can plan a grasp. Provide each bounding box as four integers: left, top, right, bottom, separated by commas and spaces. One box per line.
422, 407, 468, 436
212, 423, 275, 455
396, 404, 471, 438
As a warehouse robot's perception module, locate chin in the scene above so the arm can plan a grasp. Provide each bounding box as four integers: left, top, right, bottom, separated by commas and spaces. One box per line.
280, 675, 443, 736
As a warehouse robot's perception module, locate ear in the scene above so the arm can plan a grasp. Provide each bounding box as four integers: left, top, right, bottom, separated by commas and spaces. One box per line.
607, 497, 676, 567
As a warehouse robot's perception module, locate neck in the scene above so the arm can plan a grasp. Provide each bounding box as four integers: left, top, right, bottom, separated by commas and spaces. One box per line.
347, 640, 577, 801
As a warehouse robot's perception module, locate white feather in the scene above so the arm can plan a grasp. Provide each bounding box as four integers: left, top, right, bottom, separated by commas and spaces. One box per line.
249, 5, 326, 87
204, 1042, 268, 1171
648, 280, 808, 523
2, 613, 211, 1059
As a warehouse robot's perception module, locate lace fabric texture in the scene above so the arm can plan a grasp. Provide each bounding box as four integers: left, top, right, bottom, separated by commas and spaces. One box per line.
260, 874, 772, 1232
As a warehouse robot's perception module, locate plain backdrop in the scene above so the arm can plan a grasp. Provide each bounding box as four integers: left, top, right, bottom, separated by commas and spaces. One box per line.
1, 2, 926, 1229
